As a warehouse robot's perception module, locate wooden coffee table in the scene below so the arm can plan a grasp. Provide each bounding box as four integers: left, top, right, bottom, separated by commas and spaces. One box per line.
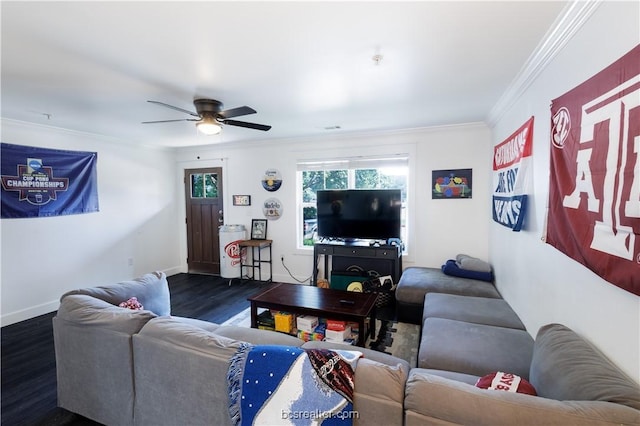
247, 282, 377, 347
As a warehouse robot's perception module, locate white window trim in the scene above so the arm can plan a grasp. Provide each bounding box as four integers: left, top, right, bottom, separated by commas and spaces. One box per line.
296, 154, 411, 253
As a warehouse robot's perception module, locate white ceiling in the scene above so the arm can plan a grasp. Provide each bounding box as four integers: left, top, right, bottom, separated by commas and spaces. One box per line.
1, 1, 568, 148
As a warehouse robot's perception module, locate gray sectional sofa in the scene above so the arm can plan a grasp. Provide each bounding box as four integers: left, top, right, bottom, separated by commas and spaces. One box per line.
52, 272, 409, 426
53, 270, 640, 426
396, 265, 640, 425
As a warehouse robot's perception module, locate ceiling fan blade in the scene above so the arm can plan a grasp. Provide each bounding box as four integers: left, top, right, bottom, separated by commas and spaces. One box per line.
223, 119, 271, 131
141, 118, 199, 124
218, 106, 256, 119
147, 100, 199, 117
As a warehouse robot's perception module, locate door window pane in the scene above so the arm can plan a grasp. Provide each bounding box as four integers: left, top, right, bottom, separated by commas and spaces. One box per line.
191, 173, 218, 198
191, 174, 203, 198
204, 173, 218, 198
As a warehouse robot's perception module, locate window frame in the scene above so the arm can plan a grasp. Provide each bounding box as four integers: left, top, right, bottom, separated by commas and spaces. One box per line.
297, 155, 409, 252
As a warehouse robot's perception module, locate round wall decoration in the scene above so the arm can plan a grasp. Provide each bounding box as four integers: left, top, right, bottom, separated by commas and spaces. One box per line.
263, 197, 283, 220
261, 168, 282, 192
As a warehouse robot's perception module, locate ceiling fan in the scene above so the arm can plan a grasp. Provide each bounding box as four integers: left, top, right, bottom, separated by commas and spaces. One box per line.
142, 99, 271, 135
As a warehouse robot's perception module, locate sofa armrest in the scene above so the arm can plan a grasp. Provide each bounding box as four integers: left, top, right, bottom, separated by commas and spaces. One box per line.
405, 369, 640, 426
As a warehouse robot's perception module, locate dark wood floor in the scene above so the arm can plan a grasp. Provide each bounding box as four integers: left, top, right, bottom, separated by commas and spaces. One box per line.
0, 274, 270, 426
1, 274, 396, 425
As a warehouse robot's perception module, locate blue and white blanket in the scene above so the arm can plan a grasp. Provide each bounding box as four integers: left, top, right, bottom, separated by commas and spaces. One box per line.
227, 344, 362, 425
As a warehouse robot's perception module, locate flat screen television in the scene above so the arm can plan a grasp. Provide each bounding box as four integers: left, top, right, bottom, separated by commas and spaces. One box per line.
316, 189, 401, 241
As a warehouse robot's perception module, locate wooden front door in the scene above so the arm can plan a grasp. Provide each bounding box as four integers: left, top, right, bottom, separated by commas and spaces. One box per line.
184, 167, 224, 274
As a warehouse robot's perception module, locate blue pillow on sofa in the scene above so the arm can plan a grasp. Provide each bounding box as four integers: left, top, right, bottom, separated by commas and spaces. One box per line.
442, 259, 493, 282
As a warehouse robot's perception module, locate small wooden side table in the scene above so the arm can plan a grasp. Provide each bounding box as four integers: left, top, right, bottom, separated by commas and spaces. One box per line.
239, 239, 273, 283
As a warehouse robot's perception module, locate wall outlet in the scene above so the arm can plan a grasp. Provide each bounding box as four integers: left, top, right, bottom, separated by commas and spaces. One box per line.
128, 258, 134, 266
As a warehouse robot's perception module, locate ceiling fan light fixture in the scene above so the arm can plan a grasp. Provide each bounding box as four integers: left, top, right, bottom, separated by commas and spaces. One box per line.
196, 116, 222, 135
144, 98, 270, 134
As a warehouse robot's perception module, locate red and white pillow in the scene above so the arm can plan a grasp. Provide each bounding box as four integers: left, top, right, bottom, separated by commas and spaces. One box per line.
476, 371, 537, 396
119, 296, 144, 310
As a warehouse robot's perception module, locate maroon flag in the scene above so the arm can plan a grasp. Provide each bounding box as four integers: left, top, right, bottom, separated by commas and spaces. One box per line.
546, 45, 640, 296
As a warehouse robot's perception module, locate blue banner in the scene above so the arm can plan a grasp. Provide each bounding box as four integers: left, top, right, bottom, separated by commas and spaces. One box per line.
1, 143, 99, 218
492, 117, 534, 232
492, 194, 528, 232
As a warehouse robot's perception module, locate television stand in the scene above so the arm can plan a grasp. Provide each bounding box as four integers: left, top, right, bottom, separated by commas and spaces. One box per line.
312, 242, 402, 286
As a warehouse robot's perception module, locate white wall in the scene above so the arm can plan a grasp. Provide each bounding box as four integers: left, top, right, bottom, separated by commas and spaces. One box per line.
489, 1, 640, 382
174, 124, 492, 283
1, 120, 492, 325
0, 120, 182, 325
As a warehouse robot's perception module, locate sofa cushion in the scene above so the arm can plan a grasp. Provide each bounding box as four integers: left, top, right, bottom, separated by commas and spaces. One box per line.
62, 271, 171, 316
530, 323, 640, 410
56, 294, 157, 335
417, 368, 480, 386
423, 293, 525, 329
214, 325, 304, 347
353, 358, 408, 407
138, 317, 242, 360
419, 318, 534, 379
396, 267, 501, 305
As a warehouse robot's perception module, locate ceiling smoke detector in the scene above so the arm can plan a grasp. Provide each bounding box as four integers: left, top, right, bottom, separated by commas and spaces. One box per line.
372, 54, 383, 65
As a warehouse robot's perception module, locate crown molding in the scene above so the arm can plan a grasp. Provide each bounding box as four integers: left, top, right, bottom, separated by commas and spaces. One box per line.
486, 0, 602, 127
1, 117, 174, 151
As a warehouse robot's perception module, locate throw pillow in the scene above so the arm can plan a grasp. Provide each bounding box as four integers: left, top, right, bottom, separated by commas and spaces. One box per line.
119, 296, 144, 310
455, 253, 492, 273
441, 259, 494, 282
476, 371, 537, 396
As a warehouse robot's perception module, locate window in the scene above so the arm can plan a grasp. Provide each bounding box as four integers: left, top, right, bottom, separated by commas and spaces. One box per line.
190, 173, 218, 198
298, 156, 409, 248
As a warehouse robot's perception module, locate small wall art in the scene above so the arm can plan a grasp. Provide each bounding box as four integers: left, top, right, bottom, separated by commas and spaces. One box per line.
263, 197, 283, 220
233, 195, 251, 206
261, 168, 282, 192
432, 168, 472, 199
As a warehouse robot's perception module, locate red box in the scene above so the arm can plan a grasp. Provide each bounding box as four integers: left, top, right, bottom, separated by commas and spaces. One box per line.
326, 319, 347, 331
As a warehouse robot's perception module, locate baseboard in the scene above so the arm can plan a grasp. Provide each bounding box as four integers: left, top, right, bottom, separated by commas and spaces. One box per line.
2, 267, 184, 327
1, 299, 59, 327
162, 265, 184, 277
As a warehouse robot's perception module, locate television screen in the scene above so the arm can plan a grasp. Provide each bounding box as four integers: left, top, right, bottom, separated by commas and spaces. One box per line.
316, 189, 401, 241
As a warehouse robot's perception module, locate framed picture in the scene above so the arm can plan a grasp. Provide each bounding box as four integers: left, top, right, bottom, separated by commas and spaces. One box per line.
233, 195, 251, 206
251, 219, 268, 240
432, 168, 472, 199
